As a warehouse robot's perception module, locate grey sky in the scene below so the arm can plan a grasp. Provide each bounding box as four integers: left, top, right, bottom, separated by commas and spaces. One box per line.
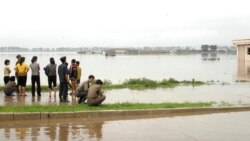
0, 0, 250, 48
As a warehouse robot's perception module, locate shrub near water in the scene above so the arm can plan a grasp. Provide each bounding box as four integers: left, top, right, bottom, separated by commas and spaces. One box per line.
102, 78, 206, 89
123, 78, 158, 88
160, 78, 179, 87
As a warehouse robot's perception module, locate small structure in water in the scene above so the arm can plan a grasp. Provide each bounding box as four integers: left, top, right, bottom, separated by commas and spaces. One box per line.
233, 39, 250, 61
103, 50, 116, 57
233, 39, 250, 80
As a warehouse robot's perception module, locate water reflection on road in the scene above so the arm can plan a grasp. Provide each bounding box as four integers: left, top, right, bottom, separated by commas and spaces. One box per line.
0, 112, 250, 141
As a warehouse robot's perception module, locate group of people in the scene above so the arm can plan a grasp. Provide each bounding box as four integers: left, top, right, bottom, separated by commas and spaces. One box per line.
3, 54, 106, 106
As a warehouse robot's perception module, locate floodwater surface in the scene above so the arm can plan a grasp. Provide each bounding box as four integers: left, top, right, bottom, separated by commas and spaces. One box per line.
1, 83, 250, 106
0, 112, 250, 141
0, 52, 238, 85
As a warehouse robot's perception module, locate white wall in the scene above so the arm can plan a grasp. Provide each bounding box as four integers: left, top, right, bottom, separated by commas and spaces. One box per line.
245, 45, 250, 61
237, 45, 245, 61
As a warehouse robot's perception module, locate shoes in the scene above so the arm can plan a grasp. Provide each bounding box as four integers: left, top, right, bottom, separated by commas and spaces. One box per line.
60, 98, 69, 102
63, 99, 69, 102
78, 101, 87, 104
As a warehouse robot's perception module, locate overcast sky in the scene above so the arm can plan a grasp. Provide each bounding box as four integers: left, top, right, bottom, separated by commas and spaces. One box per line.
0, 0, 250, 48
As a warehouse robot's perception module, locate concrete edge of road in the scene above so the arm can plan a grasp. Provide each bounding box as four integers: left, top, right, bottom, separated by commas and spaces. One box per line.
0, 106, 250, 121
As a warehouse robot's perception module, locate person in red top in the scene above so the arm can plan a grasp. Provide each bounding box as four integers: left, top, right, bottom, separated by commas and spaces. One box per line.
69, 59, 77, 102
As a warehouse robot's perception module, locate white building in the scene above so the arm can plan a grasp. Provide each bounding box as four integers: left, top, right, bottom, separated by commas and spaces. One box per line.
233, 39, 250, 61
233, 39, 250, 80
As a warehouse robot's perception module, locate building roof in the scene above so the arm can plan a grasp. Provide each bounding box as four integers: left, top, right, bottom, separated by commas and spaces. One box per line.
233, 39, 250, 46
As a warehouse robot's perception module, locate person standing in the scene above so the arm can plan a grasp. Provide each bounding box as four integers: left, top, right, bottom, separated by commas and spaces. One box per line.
30, 56, 41, 97
58, 56, 69, 102
14, 57, 29, 96
76, 75, 95, 104
15, 54, 21, 77
76, 61, 82, 87
87, 79, 106, 106
45, 57, 57, 97
15, 54, 21, 94
4, 59, 11, 84
69, 59, 77, 101
16, 54, 21, 64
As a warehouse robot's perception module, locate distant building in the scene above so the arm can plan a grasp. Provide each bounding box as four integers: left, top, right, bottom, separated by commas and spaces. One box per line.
233, 39, 250, 80
233, 39, 250, 61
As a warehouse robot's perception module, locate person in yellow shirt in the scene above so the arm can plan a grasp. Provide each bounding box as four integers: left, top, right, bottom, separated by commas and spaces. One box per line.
14, 57, 29, 96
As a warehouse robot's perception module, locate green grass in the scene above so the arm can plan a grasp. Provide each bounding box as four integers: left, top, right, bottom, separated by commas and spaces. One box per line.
235, 80, 250, 83
0, 102, 213, 112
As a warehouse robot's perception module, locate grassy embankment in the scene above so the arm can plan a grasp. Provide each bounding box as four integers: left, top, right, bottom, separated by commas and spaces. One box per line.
0, 102, 213, 112
0, 78, 206, 91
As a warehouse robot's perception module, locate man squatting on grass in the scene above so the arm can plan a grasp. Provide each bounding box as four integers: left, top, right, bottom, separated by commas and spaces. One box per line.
87, 79, 106, 106
76, 75, 95, 104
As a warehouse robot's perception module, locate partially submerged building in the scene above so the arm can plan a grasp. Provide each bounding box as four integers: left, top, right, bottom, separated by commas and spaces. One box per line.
233, 39, 250, 61
233, 39, 250, 80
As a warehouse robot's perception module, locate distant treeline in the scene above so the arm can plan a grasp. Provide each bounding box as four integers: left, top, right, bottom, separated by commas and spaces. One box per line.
0, 45, 236, 54
0, 47, 97, 52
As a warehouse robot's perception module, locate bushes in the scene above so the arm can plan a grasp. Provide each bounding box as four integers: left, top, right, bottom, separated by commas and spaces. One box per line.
102, 78, 206, 89
123, 78, 158, 87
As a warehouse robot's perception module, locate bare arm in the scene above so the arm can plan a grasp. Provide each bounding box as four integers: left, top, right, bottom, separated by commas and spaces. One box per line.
7, 67, 11, 73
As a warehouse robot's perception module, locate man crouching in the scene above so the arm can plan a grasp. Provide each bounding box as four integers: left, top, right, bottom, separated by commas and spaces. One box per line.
4, 76, 17, 96
76, 75, 95, 104
87, 79, 106, 106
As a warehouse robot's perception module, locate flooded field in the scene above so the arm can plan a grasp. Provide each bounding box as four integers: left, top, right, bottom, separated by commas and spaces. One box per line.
0, 111, 250, 141
1, 83, 250, 106
0, 52, 239, 85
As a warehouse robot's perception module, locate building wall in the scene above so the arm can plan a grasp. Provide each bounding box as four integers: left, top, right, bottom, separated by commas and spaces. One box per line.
237, 45, 245, 61
245, 45, 250, 61
237, 60, 250, 80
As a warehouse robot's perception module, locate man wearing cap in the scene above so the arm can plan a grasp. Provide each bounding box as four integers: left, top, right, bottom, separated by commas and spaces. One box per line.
58, 56, 69, 102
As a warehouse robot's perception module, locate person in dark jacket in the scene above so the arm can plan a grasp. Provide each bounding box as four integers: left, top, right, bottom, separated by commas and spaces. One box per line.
45, 57, 57, 97
58, 56, 69, 102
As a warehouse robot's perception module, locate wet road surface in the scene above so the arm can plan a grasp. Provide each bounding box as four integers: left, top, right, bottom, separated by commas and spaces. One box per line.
0, 111, 250, 141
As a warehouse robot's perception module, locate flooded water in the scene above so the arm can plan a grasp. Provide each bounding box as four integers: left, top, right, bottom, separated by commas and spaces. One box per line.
1, 52, 250, 106
0, 52, 238, 85
1, 83, 250, 106
0, 111, 250, 141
